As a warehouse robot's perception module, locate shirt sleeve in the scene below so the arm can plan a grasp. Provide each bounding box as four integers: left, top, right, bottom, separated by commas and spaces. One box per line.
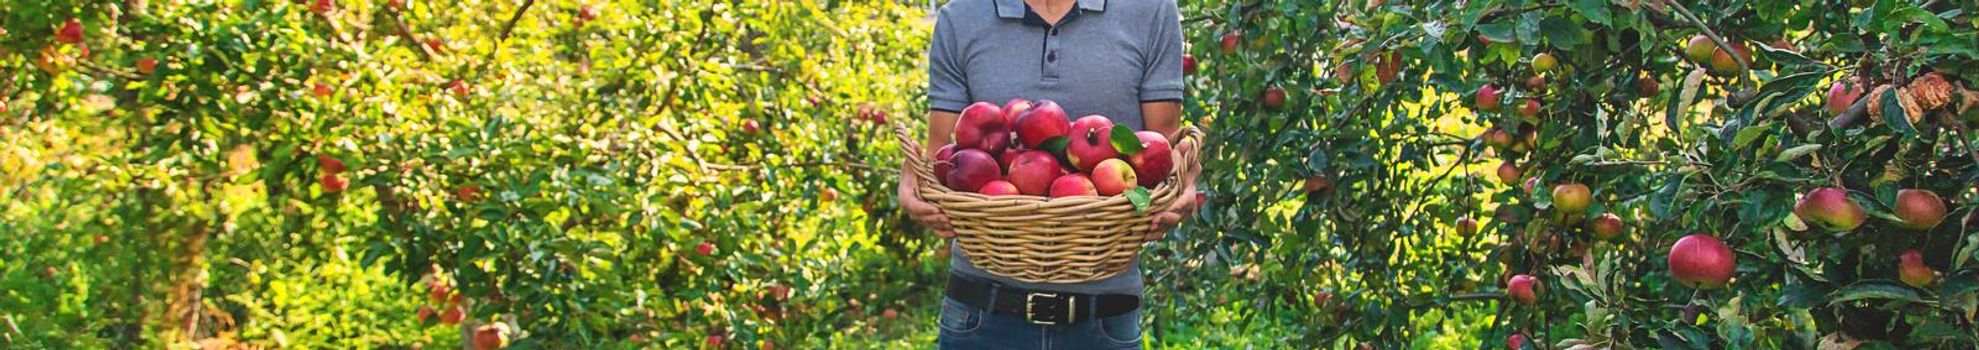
1138, 1, 1184, 103
927, 9, 970, 113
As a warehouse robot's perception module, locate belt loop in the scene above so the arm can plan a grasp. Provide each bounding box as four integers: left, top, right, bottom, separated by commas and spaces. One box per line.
985, 282, 1000, 311
1087, 295, 1100, 321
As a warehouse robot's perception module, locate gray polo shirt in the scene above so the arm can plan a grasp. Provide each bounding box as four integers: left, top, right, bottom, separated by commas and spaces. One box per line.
927, 0, 1183, 296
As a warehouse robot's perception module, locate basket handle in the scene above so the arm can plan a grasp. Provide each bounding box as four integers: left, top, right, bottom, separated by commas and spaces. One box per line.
892, 121, 946, 194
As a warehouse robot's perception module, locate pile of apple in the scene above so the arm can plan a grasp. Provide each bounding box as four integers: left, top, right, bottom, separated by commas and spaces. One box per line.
934, 99, 1173, 198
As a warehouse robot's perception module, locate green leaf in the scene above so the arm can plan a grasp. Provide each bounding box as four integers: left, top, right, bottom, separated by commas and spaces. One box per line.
1475, 22, 1516, 44
1732, 121, 1774, 149
1538, 16, 1589, 50
1126, 187, 1152, 214
1880, 88, 1915, 136
1305, 148, 1331, 174
1039, 135, 1071, 155
1827, 282, 1924, 305
1669, 68, 1708, 133
1567, 0, 1612, 26
1110, 125, 1143, 156
1775, 144, 1822, 163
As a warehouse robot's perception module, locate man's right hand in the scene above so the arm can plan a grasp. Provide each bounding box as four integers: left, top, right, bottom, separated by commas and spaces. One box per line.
900, 166, 956, 238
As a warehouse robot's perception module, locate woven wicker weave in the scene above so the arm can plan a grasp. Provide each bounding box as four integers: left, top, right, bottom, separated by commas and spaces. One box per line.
895, 122, 1202, 284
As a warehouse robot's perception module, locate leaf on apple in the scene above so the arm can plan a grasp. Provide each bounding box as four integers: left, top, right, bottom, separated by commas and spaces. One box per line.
1126, 187, 1151, 214
1881, 88, 1915, 136
1110, 125, 1143, 156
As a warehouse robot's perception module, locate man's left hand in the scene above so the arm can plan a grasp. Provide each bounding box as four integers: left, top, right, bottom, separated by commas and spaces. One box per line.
1145, 186, 1199, 241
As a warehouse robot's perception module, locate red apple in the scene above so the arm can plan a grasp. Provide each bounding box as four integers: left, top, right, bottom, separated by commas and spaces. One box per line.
1522, 176, 1539, 195
56, 19, 84, 45
457, 185, 482, 202
1893, 189, 1946, 230
1531, 52, 1558, 73
135, 57, 157, 75
1002, 98, 1034, 129
1496, 161, 1521, 185
1066, 116, 1119, 171
1551, 183, 1591, 214
1091, 159, 1138, 196
1263, 86, 1286, 110
953, 102, 1010, 154
320, 173, 348, 193
820, 187, 837, 202
707, 335, 725, 348
1482, 127, 1514, 150
1006, 150, 1062, 196
933, 144, 957, 182
882, 308, 899, 319
1635, 76, 1660, 97
1794, 187, 1866, 231
979, 180, 1020, 196
1668, 233, 1735, 289
1590, 213, 1623, 241
1048, 173, 1098, 198
944, 149, 1002, 192
1515, 99, 1541, 122
1826, 81, 1863, 115
1475, 85, 1502, 112
1182, 54, 1198, 75
695, 241, 715, 256
1507, 333, 1527, 350
1456, 217, 1478, 236
1507, 274, 1539, 305
577, 5, 599, 22
1016, 100, 1070, 149
1126, 131, 1173, 187
441, 306, 465, 325
1524, 75, 1547, 91
429, 282, 452, 303
473, 323, 510, 350
1304, 174, 1334, 193
1220, 33, 1241, 54
1899, 249, 1935, 288
417, 306, 437, 325
317, 154, 347, 173
312, 82, 334, 98
448, 80, 470, 97
1376, 51, 1401, 84
742, 119, 761, 134
1708, 41, 1751, 76
1684, 35, 1717, 64
310, 0, 335, 14
387, 0, 406, 11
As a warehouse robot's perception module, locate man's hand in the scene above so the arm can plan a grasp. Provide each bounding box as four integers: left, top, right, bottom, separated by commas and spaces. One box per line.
900, 163, 956, 238
1144, 140, 1202, 241
1145, 186, 1199, 241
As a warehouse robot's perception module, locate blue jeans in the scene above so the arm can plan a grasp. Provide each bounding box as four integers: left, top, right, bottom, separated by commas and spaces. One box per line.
936, 297, 1144, 349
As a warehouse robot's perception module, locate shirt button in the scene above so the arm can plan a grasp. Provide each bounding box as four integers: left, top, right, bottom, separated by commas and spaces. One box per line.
1047, 52, 1057, 62
1051, 28, 1060, 36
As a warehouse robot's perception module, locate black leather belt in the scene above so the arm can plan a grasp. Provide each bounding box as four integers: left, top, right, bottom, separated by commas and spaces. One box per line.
945, 274, 1140, 326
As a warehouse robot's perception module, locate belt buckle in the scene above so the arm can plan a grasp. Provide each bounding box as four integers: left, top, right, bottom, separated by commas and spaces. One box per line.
1024, 292, 1075, 325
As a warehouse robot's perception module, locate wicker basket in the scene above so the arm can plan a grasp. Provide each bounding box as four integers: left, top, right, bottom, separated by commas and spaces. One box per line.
895, 122, 1201, 284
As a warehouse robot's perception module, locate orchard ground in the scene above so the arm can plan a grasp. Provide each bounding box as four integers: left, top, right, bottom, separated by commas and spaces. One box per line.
5, 0, 1979, 349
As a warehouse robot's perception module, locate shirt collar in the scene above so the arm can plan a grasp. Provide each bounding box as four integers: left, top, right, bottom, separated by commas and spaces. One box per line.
994, 0, 1106, 20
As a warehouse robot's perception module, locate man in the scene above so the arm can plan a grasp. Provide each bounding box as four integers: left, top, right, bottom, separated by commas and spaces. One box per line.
897, 0, 1196, 348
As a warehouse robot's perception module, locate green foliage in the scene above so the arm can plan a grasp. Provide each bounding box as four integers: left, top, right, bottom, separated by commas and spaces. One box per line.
1172, 0, 1979, 347
3, 0, 935, 348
